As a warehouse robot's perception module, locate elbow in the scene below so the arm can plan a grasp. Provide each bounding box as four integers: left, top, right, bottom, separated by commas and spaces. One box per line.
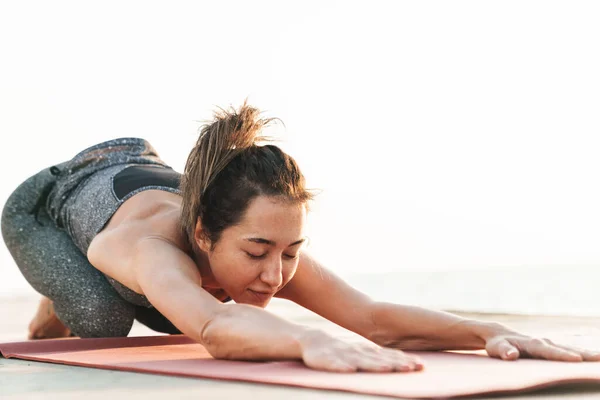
199, 306, 227, 358
199, 304, 250, 360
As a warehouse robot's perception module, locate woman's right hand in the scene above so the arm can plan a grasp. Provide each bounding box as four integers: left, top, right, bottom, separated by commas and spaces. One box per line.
298, 330, 424, 373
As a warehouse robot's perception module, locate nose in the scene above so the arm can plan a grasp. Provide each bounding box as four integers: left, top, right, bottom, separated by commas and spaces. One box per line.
260, 256, 283, 289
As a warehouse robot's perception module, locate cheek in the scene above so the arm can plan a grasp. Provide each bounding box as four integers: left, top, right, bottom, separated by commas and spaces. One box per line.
211, 251, 256, 282
281, 262, 299, 284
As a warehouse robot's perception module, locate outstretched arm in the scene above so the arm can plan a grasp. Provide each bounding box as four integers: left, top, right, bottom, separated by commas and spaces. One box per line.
135, 238, 424, 371
90, 230, 422, 372
278, 252, 600, 362
132, 236, 310, 360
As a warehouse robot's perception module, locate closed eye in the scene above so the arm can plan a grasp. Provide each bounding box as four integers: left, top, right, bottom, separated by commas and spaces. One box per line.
246, 252, 267, 260
246, 252, 299, 260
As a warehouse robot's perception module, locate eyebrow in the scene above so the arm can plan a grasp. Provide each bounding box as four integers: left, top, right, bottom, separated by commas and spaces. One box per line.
245, 237, 306, 247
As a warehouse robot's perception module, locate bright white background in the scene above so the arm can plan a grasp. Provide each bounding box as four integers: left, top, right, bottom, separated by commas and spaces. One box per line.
1, 1, 600, 298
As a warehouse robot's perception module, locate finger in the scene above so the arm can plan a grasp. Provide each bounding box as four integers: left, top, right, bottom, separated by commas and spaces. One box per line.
412, 358, 425, 371
325, 359, 357, 373
522, 338, 583, 362
303, 356, 357, 373
550, 343, 600, 362
353, 349, 420, 373
381, 348, 423, 364
375, 351, 421, 372
487, 339, 520, 360
349, 350, 411, 373
348, 353, 396, 372
380, 348, 424, 371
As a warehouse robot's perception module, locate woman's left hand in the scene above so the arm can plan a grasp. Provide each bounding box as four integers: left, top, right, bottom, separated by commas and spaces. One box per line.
485, 332, 600, 362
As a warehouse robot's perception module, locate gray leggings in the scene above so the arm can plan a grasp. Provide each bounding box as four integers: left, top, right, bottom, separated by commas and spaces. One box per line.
1, 141, 181, 338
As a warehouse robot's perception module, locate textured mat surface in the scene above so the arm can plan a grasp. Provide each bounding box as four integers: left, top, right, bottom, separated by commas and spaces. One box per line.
2, 335, 600, 399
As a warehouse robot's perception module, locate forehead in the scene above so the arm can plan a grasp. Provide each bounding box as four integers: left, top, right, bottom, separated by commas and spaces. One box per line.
234, 195, 306, 237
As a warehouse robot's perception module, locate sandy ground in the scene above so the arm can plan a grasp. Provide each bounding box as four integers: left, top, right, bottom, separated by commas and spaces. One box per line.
2, 295, 600, 400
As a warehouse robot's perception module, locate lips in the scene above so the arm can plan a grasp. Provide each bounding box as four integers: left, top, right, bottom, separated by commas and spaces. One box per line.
248, 289, 274, 302
250, 289, 275, 295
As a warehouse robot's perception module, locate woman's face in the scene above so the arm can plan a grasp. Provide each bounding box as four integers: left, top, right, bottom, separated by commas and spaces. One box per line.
196, 195, 307, 307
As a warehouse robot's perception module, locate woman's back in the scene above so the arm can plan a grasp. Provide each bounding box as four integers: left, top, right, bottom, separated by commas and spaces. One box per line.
88, 189, 187, 294
44, 138, 179, 257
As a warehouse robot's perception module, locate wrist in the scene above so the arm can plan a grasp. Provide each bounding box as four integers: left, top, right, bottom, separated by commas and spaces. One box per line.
466, 320, 514, 343
295, 328, 333, 353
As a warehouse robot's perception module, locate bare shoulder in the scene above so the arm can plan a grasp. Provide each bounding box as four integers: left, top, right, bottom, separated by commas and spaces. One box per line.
87, 190, 190, 293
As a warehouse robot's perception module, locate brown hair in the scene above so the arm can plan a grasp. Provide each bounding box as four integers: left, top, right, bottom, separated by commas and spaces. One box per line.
180, 101, 313, 250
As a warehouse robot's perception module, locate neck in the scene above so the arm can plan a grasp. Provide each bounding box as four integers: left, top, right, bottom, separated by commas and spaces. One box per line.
191, 248, 220, 289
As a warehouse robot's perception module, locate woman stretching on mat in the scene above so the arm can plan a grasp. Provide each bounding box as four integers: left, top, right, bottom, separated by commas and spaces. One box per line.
2, 102, 598, 373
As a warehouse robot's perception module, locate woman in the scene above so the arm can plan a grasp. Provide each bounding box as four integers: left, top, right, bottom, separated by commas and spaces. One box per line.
2, 103, 598, 373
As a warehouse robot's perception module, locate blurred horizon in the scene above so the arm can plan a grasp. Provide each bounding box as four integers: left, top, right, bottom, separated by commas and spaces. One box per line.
1, 1, 600, 315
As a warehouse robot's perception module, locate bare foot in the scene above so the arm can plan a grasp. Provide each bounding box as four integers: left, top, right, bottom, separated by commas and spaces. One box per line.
28, 296, 71, 340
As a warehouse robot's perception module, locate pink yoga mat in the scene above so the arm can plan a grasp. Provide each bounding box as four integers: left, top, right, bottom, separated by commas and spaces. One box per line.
2, 335, 600, 399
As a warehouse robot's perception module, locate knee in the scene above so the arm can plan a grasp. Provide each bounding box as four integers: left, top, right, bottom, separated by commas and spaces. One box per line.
1, 193, 27, 255
1, 189, 20, 244
1, 174, 47, 244
54, 296, 136, 338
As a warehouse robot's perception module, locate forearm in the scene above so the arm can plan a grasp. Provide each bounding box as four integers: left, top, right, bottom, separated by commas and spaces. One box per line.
139, 269, 317, 361
131, 238, 321, 361
200, 304, 319, 360
369, 302, 514, 351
